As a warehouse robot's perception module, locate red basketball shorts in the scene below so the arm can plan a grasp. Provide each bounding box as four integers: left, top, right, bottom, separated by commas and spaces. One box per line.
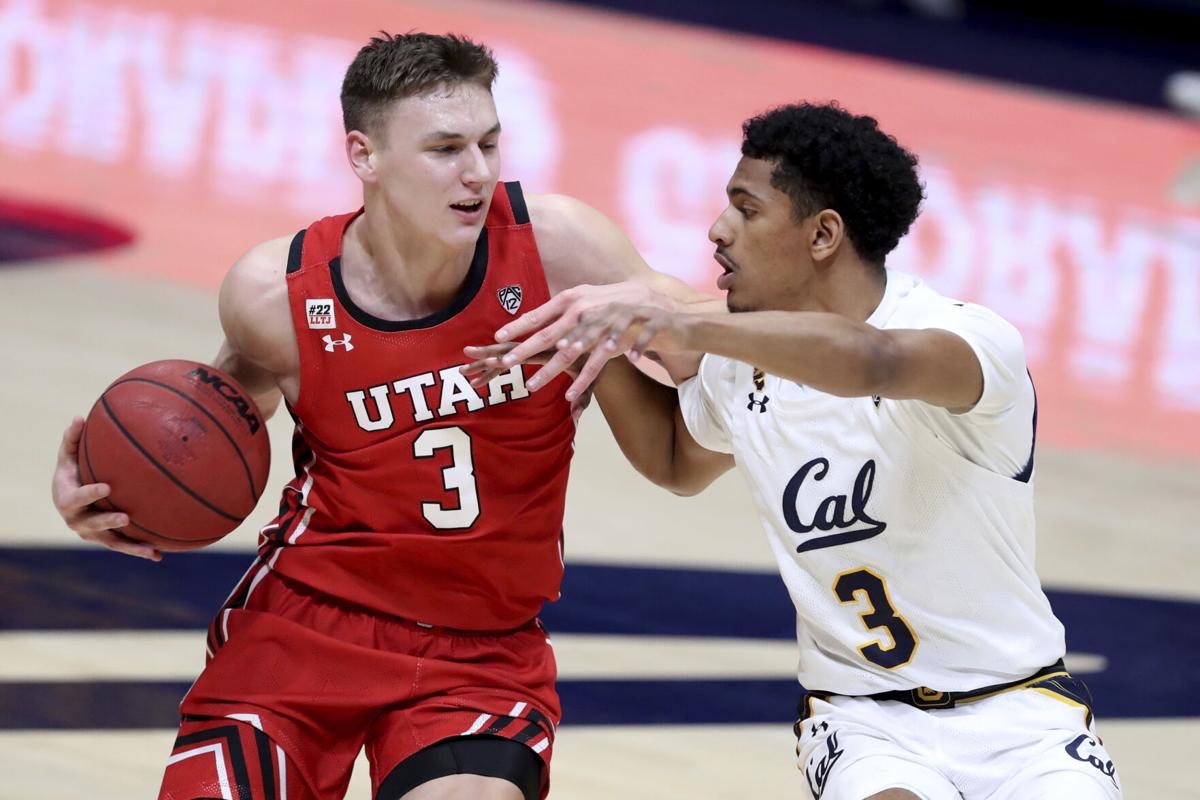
159, 569, 560, 799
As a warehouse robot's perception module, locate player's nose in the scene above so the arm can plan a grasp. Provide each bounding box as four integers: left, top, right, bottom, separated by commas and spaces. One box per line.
709, 209, 734, 246
461, 144, 493, 186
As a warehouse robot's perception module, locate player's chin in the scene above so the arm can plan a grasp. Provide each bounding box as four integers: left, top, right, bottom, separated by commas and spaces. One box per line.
726, 290, 755, 314
442, 221, 485, 247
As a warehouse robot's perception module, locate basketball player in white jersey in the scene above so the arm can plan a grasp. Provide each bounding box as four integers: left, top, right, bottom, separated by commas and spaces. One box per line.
466, 102, 1122, 799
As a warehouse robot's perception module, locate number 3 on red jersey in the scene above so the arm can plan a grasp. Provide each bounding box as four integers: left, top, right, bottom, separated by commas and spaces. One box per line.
413, 426, 480, 530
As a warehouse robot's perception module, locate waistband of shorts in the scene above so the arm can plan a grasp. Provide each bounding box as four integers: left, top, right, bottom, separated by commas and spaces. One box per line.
801, 659, 1068, 716
268, 570, 542, 637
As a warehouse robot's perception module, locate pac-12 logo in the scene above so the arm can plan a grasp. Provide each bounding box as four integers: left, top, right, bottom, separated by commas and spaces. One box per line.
306, 298, 336, 329
497, 285, 523, 315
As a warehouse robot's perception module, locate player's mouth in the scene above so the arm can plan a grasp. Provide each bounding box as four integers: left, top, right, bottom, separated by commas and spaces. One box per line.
450, 199, 485, 222
714, 250, 737, 291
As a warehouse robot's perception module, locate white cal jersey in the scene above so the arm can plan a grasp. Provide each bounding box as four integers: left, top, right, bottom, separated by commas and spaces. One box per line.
679, 271, 1065, 695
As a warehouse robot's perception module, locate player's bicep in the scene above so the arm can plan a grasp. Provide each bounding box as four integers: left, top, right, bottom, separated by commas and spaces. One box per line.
211, 340, 282, 420
215, 240, 293, 419
670, 405, 735, 495
875, 328, 985, 412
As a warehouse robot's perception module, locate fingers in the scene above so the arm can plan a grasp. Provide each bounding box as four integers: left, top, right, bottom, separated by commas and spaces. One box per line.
71, 508, 130, 535
462, 344, 515, 386
564, 307, 635, 354
55, 476, 111, 516
466, 368, 505, 388
58, 417, 85, 460
526, 305, 643, 396
463, 343, 516, 362
629, 318, 664, 361
89, 530, 162, 562
526, 349, 585, 392
495, 293, 570, 343
70, 507, 162, 561
564, 343, 619, 402
52, 417, 91, 513
55, 418, 160, 561
499, 314, 580, 368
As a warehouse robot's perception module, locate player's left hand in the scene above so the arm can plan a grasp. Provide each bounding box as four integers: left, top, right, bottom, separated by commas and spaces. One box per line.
541, 302, 690, 400
461, 343, 595, 418
490, 282, 684, 401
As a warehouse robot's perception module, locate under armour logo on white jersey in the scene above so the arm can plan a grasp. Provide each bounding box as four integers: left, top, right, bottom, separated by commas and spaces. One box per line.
323, 333, 354, 352
497, 285, 523, 315
747, 367, 769, 413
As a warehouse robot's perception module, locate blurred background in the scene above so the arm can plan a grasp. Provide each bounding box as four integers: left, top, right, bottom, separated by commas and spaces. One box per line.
1, 0, 1196, 797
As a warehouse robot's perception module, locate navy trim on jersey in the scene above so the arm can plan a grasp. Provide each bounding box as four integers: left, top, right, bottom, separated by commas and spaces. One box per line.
505, 181, 530, 225
1014, 372, 1038, 484
285, 229, 305, 274
326, 229, 489, 332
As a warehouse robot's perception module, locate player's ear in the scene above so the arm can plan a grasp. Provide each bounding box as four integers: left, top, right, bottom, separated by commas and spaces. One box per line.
810, 209, 844, 263
346, 131, 377, 184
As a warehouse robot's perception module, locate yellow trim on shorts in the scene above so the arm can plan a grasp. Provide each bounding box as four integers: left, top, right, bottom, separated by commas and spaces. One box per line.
954, 670, 1070, 706
1028, 685, 1093, 726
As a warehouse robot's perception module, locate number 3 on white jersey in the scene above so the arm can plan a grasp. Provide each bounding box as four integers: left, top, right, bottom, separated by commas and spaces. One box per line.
834, 567, 919, 669
413, 426, 480, 530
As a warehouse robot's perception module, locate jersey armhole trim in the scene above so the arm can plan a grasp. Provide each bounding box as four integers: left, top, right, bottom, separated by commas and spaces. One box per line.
504, 181, 529, 225
285, 229, 306, 274
1012, 372, 1037, 483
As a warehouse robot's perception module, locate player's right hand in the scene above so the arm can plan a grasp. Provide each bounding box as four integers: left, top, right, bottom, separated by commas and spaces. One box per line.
51, 417, 162, 561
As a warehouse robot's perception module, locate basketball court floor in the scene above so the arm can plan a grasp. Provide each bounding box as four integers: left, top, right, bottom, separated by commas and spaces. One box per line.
1, 0, 1197, 797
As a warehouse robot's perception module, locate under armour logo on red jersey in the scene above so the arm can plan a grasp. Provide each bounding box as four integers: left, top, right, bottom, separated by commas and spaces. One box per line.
497, 285, 523, 315
323, 333, 354, 352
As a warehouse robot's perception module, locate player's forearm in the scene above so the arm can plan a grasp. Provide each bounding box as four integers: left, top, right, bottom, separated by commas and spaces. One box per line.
211, 343, 283, 421
592, 357, 682, 487
592, 357, 727, 495
681, 312, 891, 398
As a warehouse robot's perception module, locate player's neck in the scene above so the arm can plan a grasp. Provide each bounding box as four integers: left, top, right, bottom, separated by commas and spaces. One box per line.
792, 255, 886, 322
341, 206, 478, 321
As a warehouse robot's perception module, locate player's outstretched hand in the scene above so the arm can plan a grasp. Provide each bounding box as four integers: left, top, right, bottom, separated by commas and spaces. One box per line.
51, 417, 161, 561
544, 302, 690, 401
461, 343, 594, 420
491, 282, 682, 400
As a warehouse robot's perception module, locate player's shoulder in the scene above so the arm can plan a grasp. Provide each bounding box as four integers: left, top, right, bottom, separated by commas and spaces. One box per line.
220, 236, 291, 312
693, 352, 740, 392
524, 192, 654, 292
523, 193, 596, 259
887, 273, 1022, 344
219, 235, 296, 372
225, 235, 292, 287
524, 192, 588, 228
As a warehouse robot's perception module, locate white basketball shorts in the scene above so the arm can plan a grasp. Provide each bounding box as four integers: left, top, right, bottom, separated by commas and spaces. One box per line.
795, 675, 1121, 799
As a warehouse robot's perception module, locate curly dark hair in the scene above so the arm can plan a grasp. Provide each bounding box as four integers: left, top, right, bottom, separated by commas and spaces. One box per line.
741, 102, 923, 265
341, 32, 498, 135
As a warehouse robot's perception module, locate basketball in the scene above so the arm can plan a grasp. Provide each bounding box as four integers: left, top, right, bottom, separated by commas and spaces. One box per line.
77, 359, 271, 551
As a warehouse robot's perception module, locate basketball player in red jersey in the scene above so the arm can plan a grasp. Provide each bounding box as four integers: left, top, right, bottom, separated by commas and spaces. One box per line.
49, 33, 706, 800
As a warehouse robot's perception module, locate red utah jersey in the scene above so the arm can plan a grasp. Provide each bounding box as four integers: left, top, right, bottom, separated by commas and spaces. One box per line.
245, 182, 575, 631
